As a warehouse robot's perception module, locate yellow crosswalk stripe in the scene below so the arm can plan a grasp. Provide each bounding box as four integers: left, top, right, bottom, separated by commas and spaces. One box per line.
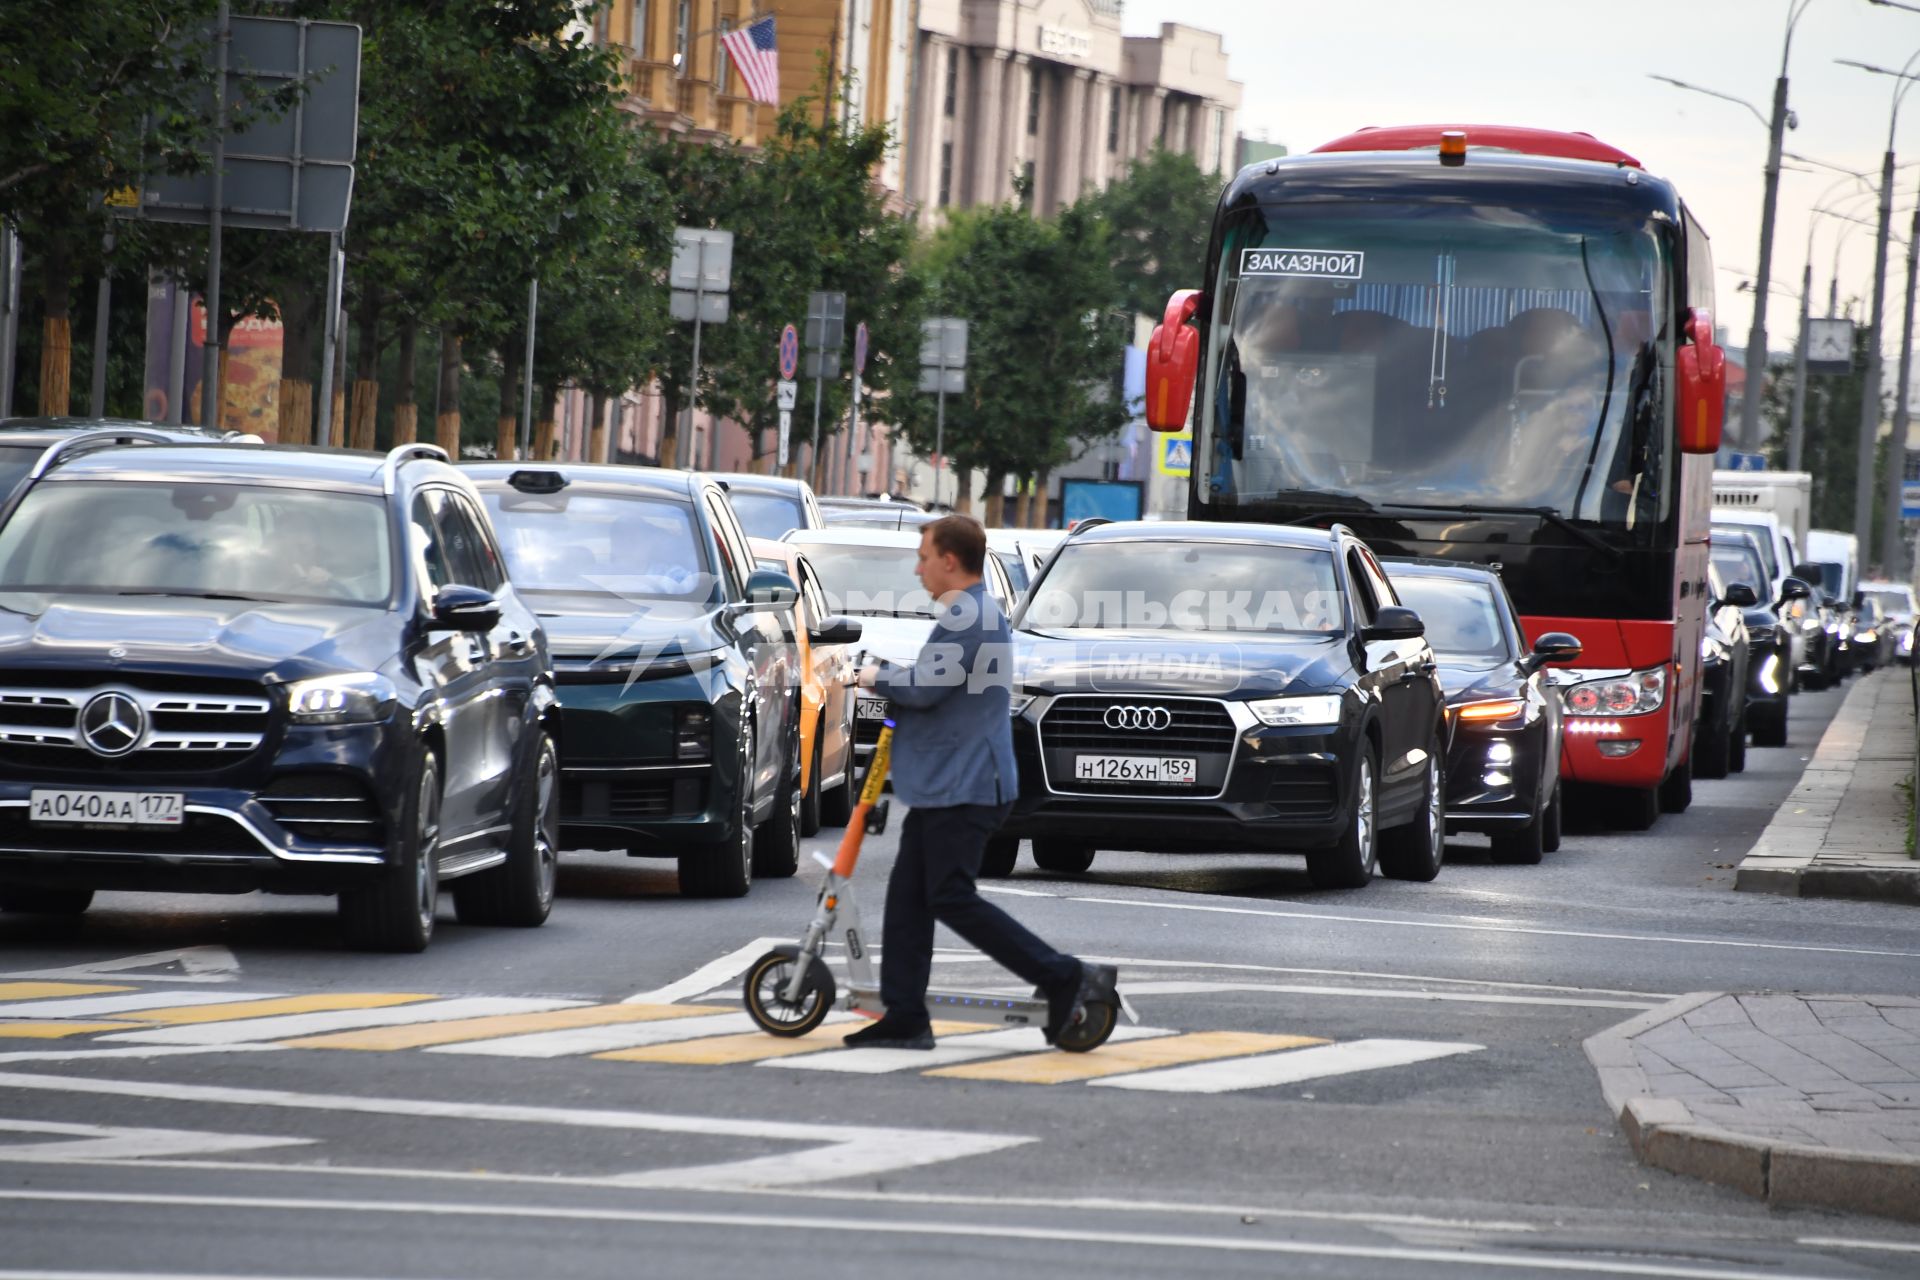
926, 1031, 1330, 1084
281, 1002, 731, 1051
593, 1019, 989, 1066
119, 993, 437, 1026
0, 1020, 139, 1039
0, 982, 133, 1001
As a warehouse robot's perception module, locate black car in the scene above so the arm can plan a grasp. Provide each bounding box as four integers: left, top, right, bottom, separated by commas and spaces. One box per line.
1710, 533, 1797, 748
1694, 562, 1754, 779
709, 473, 825, 541
999, 521, 1448, 890
466, 464, 804, 897
0, 418, 250, 515
1385, 561, 1580, 864
0, 441, 556, 951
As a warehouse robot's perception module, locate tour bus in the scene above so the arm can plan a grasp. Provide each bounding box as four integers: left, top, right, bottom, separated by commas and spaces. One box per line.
1143, 125, 1727, 829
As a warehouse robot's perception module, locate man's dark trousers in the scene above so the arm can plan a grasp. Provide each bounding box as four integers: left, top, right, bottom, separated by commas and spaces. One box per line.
880, 803, 1080, 1025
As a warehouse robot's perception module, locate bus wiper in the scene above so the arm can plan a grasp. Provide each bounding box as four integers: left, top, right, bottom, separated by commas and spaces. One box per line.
115, 589, 274, 602
1264, 491, 1382, 523
1374, 502, 1626, 563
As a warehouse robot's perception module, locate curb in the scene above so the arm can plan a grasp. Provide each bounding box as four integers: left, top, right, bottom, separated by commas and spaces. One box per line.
1734, 672, 1920, 902
1585, 993, 1920, 1223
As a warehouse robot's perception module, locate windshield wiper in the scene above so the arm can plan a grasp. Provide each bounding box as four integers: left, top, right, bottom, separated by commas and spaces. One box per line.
114, 589, 274, 602
1374, 503, 1625, 563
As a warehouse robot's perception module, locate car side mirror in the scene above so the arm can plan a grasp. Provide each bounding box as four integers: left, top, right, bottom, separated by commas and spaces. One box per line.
430, 584, 501, 633
743, 568, 798, 612
1723, 582, 1759, 609
1145, 289, 1202, 431
809, 615, 863, 646
1852, 589, 1866, 611
1361, 605, 1425, 642
1675, 308, 1725, 454
1778, 576, 1813, 605
1523, 631, 1583, 673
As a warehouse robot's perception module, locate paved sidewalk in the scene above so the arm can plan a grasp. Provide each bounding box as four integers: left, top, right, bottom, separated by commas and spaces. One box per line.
1735, 667, 1919, 902
1587, 992, 1920, 1222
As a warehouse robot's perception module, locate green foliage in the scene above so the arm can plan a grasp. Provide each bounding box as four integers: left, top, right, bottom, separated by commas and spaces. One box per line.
1084, 147, 1223, 320
1763, 325, 1877, 533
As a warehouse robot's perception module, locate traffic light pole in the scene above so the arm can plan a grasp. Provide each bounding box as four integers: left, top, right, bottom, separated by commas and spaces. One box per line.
1883, 183, 1920, 575
1854, 148, 1896, 556
1788, 259, 1811, 472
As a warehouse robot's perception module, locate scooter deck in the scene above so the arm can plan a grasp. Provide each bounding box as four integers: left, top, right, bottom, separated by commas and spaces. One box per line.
847, 985, 1048, 1027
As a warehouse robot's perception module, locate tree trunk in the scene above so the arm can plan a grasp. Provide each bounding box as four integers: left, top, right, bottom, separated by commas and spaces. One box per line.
983, 471, 1006, 527
38, 231, 71, 416
434, 332, 462, 455
587, 391, 607, 463
348, 296, 381, 451
391, 317, 418, 445
534, 383, 555, 459
954, 467, 972, 516
495, 339, 521, 461
1031, 470, 1052, 527
275, 281, 317, 445
1013, 480, 1033, 529
659, 384, 680, 470
328, 311, 348, 446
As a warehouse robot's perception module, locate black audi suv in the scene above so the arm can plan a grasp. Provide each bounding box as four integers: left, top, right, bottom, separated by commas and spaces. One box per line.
0, 440, 556, 951
998, 521, 1448, 890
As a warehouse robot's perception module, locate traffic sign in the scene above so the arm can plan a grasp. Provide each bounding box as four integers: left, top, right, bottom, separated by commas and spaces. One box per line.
1157, 432, 1193, 478
1725, 450, 1767, 473
854, 322, 870, 375
805, 350, 841, 379
776, 379, 798, 411
778, 410, 792, 466
778, 325, 799, 380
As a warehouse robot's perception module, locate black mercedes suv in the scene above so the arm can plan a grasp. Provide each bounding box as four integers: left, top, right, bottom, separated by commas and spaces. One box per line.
998, 521, 1448, 891
0, 439, 557, 952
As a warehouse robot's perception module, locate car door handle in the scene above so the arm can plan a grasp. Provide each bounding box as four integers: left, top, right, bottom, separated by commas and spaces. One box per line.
1401, 661, 1437, 681
506, 631, 533, 656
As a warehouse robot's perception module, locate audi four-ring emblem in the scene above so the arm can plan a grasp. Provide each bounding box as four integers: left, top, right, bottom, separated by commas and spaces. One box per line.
1103, 705, 1172, 731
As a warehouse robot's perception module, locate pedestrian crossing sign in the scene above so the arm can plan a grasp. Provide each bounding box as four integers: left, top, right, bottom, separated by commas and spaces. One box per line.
1157, 433, 1193, 478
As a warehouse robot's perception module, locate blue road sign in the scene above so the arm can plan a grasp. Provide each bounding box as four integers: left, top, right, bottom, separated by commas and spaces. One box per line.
1726, 450, 1768, 472
778, 324, 799, 380
1158, 435, 1193, 477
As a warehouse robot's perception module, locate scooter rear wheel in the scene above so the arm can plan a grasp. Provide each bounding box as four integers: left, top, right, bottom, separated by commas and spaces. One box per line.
1054, 999, 1118, 1053
743, 950, 837, 1037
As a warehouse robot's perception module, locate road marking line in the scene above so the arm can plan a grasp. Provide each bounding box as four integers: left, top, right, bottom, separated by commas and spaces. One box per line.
117, 993, 436, 1026
99, 998, 584, 1046
929, 1030, 1323, 1084
757, 1022, 1023, 1074
0, 1118, 314, 1161
1070, 895, 1920, 960
1112, 980, 1659, 1010
282, 1002, 729, 1051
602, 1022, 862, 1065
430, 1010, 766, 1058
0, 983, 132, 1002
1796, 1236, 1920, 1254
0, 1022, 138, 1040
624, 937, 784, 1005
0, 1188, 1852, 1278
0, 991, 279, 1020
1091, 1037, 1484, 1094
0, 944, 241, 984
0, 1072, 1031, 1188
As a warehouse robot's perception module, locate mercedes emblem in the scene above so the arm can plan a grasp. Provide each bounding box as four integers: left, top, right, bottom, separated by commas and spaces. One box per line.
79, 691, 145, 757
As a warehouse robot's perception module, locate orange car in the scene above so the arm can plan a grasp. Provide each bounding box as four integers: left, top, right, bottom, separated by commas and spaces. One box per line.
750, 538, 863, 834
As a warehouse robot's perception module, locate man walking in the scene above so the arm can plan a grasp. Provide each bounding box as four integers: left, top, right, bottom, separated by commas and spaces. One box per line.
847, 515, 1115, 1050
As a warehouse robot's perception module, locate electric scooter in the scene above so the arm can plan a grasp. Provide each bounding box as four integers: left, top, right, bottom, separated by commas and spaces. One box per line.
742, 719, 1126, 1052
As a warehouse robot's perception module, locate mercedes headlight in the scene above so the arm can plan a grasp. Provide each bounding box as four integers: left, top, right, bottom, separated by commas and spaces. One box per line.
285, 672, 396, 725
1247, 694, 1343, 727
1562, 666, 1666, 717
1701, 634, 1727, 662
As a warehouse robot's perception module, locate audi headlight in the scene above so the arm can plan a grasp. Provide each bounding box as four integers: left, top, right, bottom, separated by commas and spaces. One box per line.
1562, 666, 1666, 717
1009, 694, 1035, 716
285, 672, 396, 725
1247, 694, 1343, 727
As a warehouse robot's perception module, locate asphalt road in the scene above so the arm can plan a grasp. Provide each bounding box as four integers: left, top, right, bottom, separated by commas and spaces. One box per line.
4, 680, 1920, 1280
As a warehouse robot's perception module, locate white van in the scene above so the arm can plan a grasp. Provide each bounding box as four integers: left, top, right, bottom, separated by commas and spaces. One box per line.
1712, 508, 1801, 599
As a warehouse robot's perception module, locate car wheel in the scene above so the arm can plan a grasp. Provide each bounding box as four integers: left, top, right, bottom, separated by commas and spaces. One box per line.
1658, 753, 1693, 814
1540, 780, 1564, 853
453, 732, 558, 928
1729, 708, 1748, 774
340, 749, 441, 953
1614, 784, 1660, 831
1309, 745, 1378, 890
0, 885, 93, 916
1753, 700, 1789, 747
1031, 839, 1094, 875
799, 737, 824, 838
980, 835, 1019, 878
1694, 710, 1731, 779
1380, 740, 1445, 881
679, 717, 754, 898
753, 758, 803, 879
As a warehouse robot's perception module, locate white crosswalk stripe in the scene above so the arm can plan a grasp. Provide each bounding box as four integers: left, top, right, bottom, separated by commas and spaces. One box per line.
429, 1011, 769, 1058
100, 998, 586, 1046
1088, 1038, 1484, 1093
763, 1024, 1171, 1075
0, 990, 282, 1020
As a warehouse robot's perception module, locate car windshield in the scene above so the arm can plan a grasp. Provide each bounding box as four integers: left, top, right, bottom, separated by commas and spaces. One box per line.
1865, 588, 1915, 617
994, 551, 1031, 596
0, 444, 36, 503
1390, 576, 1511, 661
1710, 543, 1767, 596
792, 542, 934, 617
1198, 202, 1671, 534
1804, 561, 1847, 601
0, 480, 392, 605
726, 489, 805, 541
1716, 523, 1777, 584
482, 490, 710, 603
1021, 541, 1342, 633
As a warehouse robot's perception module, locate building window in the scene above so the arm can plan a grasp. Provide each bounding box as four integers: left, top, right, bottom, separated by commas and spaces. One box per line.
715, 18, 731, 94
632, 0, 648, 55
1026, 70, 1041, 136
943, 46, 958, 117
1107, 85, 1121, 152
675, 0, 690, 72
939, 141, 954, 207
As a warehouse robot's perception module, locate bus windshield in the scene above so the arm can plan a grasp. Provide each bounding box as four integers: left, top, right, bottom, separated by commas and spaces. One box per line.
1197, 202, 1672, 534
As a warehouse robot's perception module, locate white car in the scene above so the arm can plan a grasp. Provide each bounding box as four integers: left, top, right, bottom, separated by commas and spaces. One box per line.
782, 526, 1018, 767
985, 527, 1067, 599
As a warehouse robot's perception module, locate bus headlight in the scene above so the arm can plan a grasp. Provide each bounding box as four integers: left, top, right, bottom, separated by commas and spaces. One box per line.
1562, 666, 1666, 717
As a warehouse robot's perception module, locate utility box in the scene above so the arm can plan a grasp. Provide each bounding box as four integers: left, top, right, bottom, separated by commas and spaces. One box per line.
1712, 470, 1811, 556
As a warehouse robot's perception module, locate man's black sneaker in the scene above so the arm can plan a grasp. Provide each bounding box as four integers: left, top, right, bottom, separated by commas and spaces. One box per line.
842, 1017, 934, 1050
1043, 961, 1119, 1046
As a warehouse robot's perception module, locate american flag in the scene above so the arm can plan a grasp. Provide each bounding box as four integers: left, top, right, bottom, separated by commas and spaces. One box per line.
720, 15, 780, 106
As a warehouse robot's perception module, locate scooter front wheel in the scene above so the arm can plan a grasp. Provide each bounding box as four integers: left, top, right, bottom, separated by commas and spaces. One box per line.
1054, 999, 1118, 1053
743, 950, 837, 1037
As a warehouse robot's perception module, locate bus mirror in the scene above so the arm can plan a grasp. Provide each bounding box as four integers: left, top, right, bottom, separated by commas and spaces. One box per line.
1676, 309, 1725, 455
1146, 289, 1203, 431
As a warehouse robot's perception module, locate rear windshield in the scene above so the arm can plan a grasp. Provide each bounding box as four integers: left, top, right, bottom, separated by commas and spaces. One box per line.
1391, 576, 1512, 661
482, 489, 710, 602
725, 489, 806, 541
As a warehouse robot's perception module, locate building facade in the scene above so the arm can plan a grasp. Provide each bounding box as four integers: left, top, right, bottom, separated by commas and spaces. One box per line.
904, 1, 1243, 220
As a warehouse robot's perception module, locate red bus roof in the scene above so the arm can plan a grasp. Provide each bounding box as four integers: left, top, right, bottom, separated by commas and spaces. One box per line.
1311, 125, 1641, 169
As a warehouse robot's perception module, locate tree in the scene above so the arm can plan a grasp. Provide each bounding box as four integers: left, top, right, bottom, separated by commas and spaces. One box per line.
1086, 147, 1222, 321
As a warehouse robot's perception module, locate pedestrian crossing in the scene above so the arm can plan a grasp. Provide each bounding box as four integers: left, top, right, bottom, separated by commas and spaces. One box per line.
0, 981, 1483, 1095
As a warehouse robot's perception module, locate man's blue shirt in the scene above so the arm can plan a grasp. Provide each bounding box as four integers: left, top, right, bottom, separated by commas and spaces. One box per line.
876, 580, 1017, 809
